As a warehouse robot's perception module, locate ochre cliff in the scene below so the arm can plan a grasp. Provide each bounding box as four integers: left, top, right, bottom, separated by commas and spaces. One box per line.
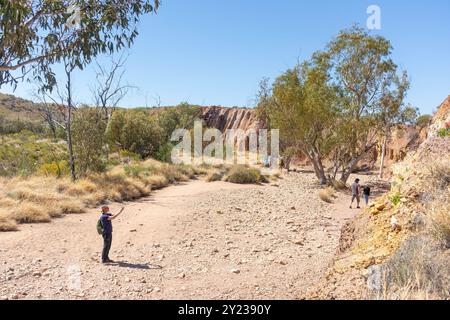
200, 106, 264, 134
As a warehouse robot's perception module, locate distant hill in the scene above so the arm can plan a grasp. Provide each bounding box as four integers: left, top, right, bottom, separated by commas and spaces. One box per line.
0, 92, 45, 124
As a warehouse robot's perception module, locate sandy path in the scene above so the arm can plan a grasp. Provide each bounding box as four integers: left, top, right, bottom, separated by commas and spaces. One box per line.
0, 173, 363, 300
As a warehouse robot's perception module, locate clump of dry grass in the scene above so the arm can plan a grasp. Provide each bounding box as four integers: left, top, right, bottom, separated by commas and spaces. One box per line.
206, 171, 224, 182
0, 213, 18, 231
381, 235, 449, 300
318, 187, 335, 203
330, 179, 347, 190
12, 203, 51, 223
225, 165, 266, 184
378, 161, 450, 300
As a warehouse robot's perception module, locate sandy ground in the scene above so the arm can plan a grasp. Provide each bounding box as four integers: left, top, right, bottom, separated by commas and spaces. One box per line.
0, 172, 375, 300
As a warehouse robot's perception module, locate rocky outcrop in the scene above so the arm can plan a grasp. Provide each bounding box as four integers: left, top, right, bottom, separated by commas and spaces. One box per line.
200, 106, 264, 134
306, 95, 450, 300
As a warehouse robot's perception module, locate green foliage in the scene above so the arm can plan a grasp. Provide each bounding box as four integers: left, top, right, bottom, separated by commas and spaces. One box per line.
124, 164, 146, 177
72, 108, 107, 176
155, 142, 174, 163
257, 56, 338, 184
106, 110, 164, 159
0, 132, 67, 177
119, 150, 141, 162
390, 192, 402, 206
156, 103, 202, 140
416, 114, 433, 127
437, 126, 450, 138
38, 160, 70, 177
0, 0, 160, 87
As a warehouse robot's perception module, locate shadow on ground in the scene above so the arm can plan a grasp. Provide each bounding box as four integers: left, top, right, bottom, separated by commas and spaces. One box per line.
111, 261, 163, 270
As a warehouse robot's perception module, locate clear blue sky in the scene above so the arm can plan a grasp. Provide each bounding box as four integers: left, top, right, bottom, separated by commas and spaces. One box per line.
3, 0, 450, 114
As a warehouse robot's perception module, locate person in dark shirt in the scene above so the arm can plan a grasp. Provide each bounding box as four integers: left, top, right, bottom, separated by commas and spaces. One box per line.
363, 185, 371, 206
100, 205, 124, 264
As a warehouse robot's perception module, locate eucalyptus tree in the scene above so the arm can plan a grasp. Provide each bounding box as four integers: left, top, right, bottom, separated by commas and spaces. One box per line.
0, 0, 159, 88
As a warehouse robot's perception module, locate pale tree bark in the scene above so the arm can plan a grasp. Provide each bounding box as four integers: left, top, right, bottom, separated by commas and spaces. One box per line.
378, 135, 387, 179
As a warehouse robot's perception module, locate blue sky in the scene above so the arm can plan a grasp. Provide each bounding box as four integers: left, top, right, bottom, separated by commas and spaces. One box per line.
2, 0, 450, 114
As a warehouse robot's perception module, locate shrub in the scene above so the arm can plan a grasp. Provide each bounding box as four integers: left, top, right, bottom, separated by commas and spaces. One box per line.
390, 192, 401, 206
428, 162, 450, 191
319, 187, 335, 203
416, 114, 432, 127
119, 150, 141, 162
38, 160, 70, 177
12, 203, 51, 223
124, 164, 146, 177
383, 235, 449, 299
330, 179, 347, 190
0, 214, 18, 231
226, 165, 263, 184
207, 171, 224, 182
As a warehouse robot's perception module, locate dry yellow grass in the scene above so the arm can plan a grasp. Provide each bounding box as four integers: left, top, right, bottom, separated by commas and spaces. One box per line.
0, 215, 18, 231
0, 159, 209, 231
12, 203, 51, 223
318, 187, 335, 203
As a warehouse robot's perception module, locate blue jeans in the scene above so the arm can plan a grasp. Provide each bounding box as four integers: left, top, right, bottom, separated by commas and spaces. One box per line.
364, 194, 369, 205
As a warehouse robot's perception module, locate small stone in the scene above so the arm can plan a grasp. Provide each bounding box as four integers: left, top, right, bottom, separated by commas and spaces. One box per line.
129, 229, 137, 232
231, 269, 240, 274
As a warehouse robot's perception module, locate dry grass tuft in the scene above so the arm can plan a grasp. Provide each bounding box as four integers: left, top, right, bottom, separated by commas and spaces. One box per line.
0, 212, 18, 231
225, 165, 265, 184
12, 203, 51, 223
318, 187, 335, 203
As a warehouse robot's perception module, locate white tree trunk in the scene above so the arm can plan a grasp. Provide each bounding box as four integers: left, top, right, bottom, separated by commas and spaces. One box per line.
379, 136, 387, 179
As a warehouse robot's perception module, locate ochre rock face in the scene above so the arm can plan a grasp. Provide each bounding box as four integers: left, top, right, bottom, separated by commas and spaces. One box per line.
428, 95, 450, 137
200, 106, 264, 134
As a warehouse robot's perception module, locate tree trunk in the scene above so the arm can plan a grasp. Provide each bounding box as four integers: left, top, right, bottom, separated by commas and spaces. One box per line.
66, 70, 76, 182
378, 136, 387, 179
307, 150, 327, 185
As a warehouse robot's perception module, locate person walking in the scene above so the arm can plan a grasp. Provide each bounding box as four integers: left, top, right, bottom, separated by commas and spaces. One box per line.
100, 206, 124, 264
350, 178, 361, 209
363, 184, 371, 206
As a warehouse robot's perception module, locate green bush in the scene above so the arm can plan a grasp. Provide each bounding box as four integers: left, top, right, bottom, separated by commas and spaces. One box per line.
207, 171, 224, 182
155, 142, 174, 163
416, 114, 432, 127
124, 164, 146, 177
437, 128, 449, 138
390, 192, 401, 206
38, 160, 70, 177
226, 165, 264, 184
119, 150, 141, 162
